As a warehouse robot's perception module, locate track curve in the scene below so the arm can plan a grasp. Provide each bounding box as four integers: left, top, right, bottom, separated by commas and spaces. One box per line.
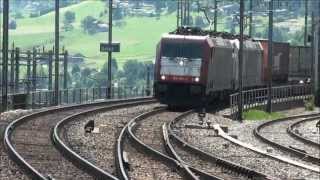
288, 117, 320, 147
4, 98, 152, 180
168, 110, 271, 180
254, 113, 320, 165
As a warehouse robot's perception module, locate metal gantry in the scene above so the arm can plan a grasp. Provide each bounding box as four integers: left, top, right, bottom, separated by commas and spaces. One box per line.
177, 0, 191, 27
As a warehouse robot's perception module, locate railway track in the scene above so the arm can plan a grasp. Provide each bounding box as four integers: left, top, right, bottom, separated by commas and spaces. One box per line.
176, 112, 320, 179
0, 110, 34, 180
288, 117, 320, 147
3, 97, 152, 180
117, 108, 189, 180
254, 113, 320, 165
168, 111, 270, 180
56, 100, 159, 179
117, 108, 225, 180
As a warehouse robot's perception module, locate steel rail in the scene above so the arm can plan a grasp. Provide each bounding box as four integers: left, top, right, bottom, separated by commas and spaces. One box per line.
168, 110, 270, 180
254, 113, 320, 165
162, 123, 224, 180
115, 117, 130, 180
287, 116, 320, 147
117, 108, 199, 180
3, 97, 152, 180
53, 99, 157, 180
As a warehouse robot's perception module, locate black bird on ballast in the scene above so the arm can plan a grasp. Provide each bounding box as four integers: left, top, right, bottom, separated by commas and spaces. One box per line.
84, 120, 95, 133
316, 120, 320, 130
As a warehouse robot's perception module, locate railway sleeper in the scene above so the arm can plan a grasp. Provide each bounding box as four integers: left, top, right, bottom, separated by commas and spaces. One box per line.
215, 159, 255, 178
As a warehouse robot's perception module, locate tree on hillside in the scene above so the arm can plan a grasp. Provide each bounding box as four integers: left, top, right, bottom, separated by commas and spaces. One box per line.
9, 20, 17, 30
71, 64, 81, 75
195, 16, 206, 28
290, 28, 304, 46
166, 1, 177, 14
63, 11, 76, 31
155, 1, 165, 16
113, 5, 123, 20
81, 16, 97, 34
60, 0, 79, 8
262, 26, 289, 42
101, 58, 118, 76
94, 59, 118, 87
64, 11, 76, 24
121, 60, 146, 87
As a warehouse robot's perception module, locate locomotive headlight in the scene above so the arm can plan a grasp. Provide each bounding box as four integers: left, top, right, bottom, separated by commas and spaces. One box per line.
195, 77, 200, 82
179, 60, 184, 66
161, 75, 166, 80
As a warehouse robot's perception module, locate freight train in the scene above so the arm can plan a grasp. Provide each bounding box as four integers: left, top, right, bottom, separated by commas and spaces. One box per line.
154, 27, 311, 107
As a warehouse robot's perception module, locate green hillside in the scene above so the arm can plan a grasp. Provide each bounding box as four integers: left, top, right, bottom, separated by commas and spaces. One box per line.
9, 1, 176, 68
8, 1, 306, 69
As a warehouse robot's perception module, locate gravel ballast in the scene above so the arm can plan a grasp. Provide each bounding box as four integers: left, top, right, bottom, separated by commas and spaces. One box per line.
0, 109, 35, 180
173, 108, 320, 180
65, 103, 160, 176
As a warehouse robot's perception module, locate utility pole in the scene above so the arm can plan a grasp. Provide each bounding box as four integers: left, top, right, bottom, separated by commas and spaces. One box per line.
10, 48, 14, 93
32, 49, 37, 92
214, 0, 218, 32
311, 12, 315, 95
238, 0, 244, 121
187, 0, 190, 26
177, 0, 180, 27
318, 1, 320, 106
14, 48, 19, 93
183, 0, 187, 25
26, 51, 31, 95
48, 50, 53, 91
107, 0, 113, 99
315, 1, 320, 106
54, 0, 60, 105
267, 0, 273, 113
2, 0, 9, 112
304, 0, 309, 46
249, 0, 253, 36
146, 65, 151, 96
63, 51, 68, 90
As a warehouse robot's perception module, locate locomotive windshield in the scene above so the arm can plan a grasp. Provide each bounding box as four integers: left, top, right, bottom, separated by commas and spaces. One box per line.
160, 42, 202, 77
161, 42, 202, 59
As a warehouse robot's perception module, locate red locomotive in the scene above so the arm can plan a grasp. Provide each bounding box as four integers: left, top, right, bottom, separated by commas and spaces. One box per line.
154, 27, 297, 107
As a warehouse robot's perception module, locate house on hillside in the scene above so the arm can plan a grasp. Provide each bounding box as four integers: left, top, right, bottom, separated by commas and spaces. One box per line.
95, 22, 108, 32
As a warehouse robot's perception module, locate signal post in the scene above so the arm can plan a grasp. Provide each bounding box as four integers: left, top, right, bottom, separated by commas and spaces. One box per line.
100, 0, 120, 99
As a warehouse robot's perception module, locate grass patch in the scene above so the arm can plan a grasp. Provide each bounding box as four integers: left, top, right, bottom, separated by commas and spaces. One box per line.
304, 97, 315, 111
243, 109, 285, 121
